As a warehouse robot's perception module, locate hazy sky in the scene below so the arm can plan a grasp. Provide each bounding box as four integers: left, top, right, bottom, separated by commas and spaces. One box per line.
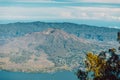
0, 0, 120, 27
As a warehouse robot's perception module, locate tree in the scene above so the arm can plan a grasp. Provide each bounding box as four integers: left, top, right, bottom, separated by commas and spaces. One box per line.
76, 49, 120, 80
76, 32, 120, 80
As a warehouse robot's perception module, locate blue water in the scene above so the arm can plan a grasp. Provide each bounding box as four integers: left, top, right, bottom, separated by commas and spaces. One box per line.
0, 70, 79, 80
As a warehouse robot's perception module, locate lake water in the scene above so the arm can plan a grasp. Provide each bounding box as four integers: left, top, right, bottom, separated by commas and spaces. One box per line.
0, 70, 79, 80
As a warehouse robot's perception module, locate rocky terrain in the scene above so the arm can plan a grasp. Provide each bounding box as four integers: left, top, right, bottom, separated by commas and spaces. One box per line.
0, 22, 119, 72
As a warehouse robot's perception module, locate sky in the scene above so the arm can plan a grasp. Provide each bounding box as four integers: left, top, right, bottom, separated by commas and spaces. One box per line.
0, 0, 120, 28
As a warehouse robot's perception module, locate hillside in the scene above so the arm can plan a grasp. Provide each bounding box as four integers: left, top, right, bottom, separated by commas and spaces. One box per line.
0, 22, 119, 72
0, 21, 119, 41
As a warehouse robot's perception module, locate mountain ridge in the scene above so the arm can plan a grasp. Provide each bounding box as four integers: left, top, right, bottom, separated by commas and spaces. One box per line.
0, 21, 119, 41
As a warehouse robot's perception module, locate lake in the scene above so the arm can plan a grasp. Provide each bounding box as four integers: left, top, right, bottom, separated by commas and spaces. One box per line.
0, 70, 79, 80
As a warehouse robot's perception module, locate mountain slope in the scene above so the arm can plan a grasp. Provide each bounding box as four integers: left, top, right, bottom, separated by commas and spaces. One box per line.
0, 28, 118, 72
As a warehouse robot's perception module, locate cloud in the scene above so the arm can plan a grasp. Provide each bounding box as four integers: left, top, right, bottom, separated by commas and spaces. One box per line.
0, 0, 62, 3
108, 26, 120, 29
16, 0, 56, 3
80, 0, 120, 3
69, 7, 120, 21
53, 0, 120, 3
1, 0, 120, 3
60, 12, 73, 18
0, 0, 53, 2
0, 6, 120, 21
0, 7, 73, 20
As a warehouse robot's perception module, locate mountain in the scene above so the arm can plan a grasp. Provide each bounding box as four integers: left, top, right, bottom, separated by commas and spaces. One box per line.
0, 28, 118, 72
0, 22, 119, 72
0, 21, 119, 41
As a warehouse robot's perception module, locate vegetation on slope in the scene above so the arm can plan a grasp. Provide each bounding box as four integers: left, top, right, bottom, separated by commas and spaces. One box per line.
76, 32, 120, 80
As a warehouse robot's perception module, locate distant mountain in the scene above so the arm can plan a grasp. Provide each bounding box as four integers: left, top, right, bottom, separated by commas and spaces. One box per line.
0, 21, 119, 41
0, 27, 118, 72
